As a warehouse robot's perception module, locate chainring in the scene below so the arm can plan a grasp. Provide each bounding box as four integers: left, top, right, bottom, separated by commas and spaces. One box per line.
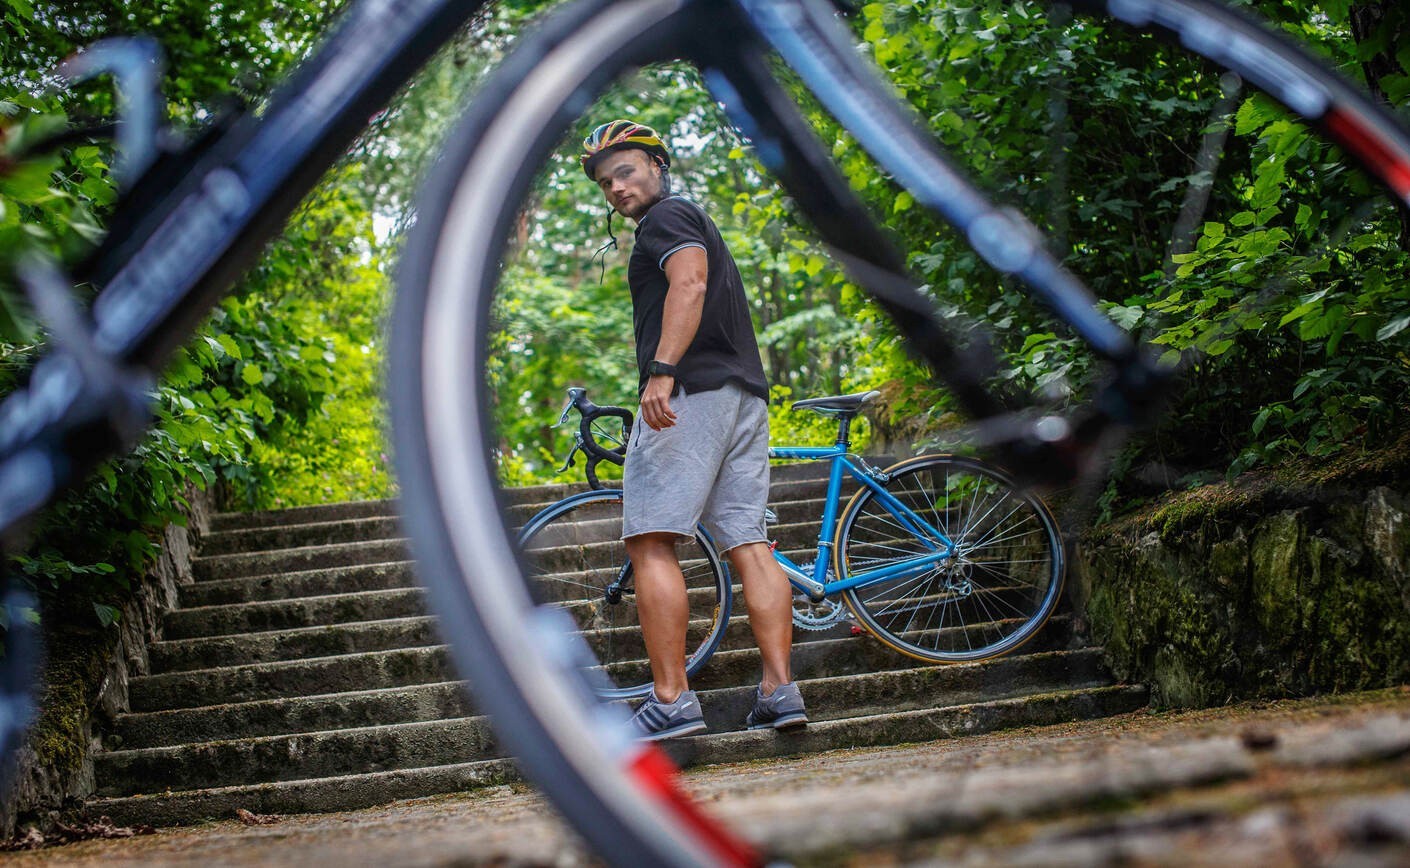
791, 593, 847, 631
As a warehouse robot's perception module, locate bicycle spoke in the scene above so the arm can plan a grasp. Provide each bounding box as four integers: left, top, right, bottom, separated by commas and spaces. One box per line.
516, 492, 729, 697
842, 457, 1062, 661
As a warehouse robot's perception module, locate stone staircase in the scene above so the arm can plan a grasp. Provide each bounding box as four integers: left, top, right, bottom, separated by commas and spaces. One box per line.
85, 465, 1148, 826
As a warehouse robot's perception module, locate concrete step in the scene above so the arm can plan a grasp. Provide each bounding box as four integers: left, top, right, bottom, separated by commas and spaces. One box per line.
128, 645, 454, 712
114, 682, 475, 750
128, 610, 1076, 714
506, 494, 833, 536
209, 484, 836, 557
149, 616, 442, 673
656, 684, 1151, 769
199, 460, 838, 536
163, 588, 428, 640
509, 476, 862, 530
95, 716, 503, 796
87, 681, 1142, 827
624, 614, 1080, 692
100, 648, 1110, 795
209, 500, 400, 533
194, 493, 840, 582
98, 471, 1129, 831
200, 516, 405, 557
122, 622, 985, 748
151, 599, 847, 675
87, 756, 521, 827
699, 647, 1116, 730
192, 539, 413, 582
179, 561, 419, 608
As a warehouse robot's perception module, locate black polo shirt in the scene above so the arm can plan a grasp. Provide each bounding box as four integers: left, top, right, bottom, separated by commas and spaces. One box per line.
628, 196, 769, 401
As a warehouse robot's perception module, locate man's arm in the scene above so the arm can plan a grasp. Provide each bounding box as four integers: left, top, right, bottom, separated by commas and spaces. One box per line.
640, 246, 707, 431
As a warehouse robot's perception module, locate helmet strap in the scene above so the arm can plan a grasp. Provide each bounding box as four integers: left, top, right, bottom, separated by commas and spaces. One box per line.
591, 210, 619, 284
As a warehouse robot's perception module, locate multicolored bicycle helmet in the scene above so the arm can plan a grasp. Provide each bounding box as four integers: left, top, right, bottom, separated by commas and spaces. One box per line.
581, 119, 671, 180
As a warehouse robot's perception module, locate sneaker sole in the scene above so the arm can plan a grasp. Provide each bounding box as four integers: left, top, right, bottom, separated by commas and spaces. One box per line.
640, 719, 708, 741
747, 712, 809, 731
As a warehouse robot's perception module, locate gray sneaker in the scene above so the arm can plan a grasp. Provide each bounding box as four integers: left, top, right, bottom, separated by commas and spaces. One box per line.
745, 681, 808, 731
628, 689, 707, 741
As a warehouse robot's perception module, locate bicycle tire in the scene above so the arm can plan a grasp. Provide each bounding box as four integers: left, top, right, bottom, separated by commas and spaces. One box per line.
835, 455, 1065, 663
389, 0, 759, 865
390, 0, 1410, 864
515, 489, 732, 700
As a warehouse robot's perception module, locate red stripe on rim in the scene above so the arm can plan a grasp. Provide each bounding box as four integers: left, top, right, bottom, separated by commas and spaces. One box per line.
627, 745, 763, 867
1324, 106, 1410, 206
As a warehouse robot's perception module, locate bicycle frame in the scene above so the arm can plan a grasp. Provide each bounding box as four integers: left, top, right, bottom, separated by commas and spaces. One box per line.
767, 446, 954, 601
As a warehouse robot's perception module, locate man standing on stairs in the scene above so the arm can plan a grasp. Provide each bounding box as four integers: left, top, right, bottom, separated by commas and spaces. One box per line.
581, 119, 807, 740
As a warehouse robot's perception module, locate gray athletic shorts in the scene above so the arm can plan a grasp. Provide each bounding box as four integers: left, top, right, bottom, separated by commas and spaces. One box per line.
622, 381, 770, 553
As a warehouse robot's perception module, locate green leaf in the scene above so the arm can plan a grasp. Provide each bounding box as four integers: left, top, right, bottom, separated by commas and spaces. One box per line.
1105, 305, 1142, 329
1377, 315, 1410, 342
218, 334, 243, 359
1252, 407, 1272, 435
241, 363, 265, 385
1279, 300, 1320, 328
93, 603, 122, 627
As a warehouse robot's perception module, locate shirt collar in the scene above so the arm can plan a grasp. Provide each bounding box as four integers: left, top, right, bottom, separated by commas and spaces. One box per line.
634, 195, 687, 233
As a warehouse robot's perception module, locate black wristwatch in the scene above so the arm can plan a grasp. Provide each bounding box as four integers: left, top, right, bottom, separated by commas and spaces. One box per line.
646, 360, 677, 378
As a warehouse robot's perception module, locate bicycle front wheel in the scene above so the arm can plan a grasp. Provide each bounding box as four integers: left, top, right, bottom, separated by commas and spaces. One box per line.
835, 455, 1065, 663
516, 489, 731, 699
389, 0, 760, 864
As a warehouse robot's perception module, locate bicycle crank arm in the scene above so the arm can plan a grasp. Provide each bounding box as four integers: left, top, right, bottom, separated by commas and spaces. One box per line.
777, 559, 826, 601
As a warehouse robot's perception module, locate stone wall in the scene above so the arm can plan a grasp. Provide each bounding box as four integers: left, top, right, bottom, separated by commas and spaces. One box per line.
1074, 474, 1409, 710
1, 490, 211, 838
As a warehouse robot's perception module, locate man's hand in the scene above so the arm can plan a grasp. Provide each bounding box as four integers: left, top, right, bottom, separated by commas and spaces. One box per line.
640, 374, 678, 431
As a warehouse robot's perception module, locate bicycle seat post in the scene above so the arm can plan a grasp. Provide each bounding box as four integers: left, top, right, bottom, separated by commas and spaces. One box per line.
835, 414, 853, 450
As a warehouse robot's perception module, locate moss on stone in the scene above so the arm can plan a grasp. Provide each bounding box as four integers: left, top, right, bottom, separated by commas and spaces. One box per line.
29, 623, 118, 778
1092, 433, 1410, 547
1081, 441, 1410, 711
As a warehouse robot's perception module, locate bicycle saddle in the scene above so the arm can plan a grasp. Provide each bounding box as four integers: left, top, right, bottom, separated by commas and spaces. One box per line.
790, 390, 880, 417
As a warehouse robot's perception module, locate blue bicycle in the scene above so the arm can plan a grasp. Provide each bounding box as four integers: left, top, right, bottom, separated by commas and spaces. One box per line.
516, 387, 1064, 699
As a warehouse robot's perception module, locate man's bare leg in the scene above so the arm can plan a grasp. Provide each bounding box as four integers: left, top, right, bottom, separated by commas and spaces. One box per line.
624, 532, 690, 702
728, 541, 793, 693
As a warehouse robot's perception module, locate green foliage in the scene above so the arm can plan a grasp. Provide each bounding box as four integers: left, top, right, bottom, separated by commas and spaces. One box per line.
1, 0, 384, 632
835, 0, 1410, 495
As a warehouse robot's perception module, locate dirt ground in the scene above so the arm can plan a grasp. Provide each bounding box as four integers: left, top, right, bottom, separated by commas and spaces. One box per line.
8, 688, 1410, 866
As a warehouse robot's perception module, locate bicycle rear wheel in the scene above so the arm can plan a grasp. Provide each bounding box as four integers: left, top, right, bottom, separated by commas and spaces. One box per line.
836, 456, 1064, 663
515, 489, 731, 699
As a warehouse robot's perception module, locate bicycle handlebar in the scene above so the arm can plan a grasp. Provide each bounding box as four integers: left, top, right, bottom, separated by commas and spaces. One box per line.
555, 387, 633, 491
